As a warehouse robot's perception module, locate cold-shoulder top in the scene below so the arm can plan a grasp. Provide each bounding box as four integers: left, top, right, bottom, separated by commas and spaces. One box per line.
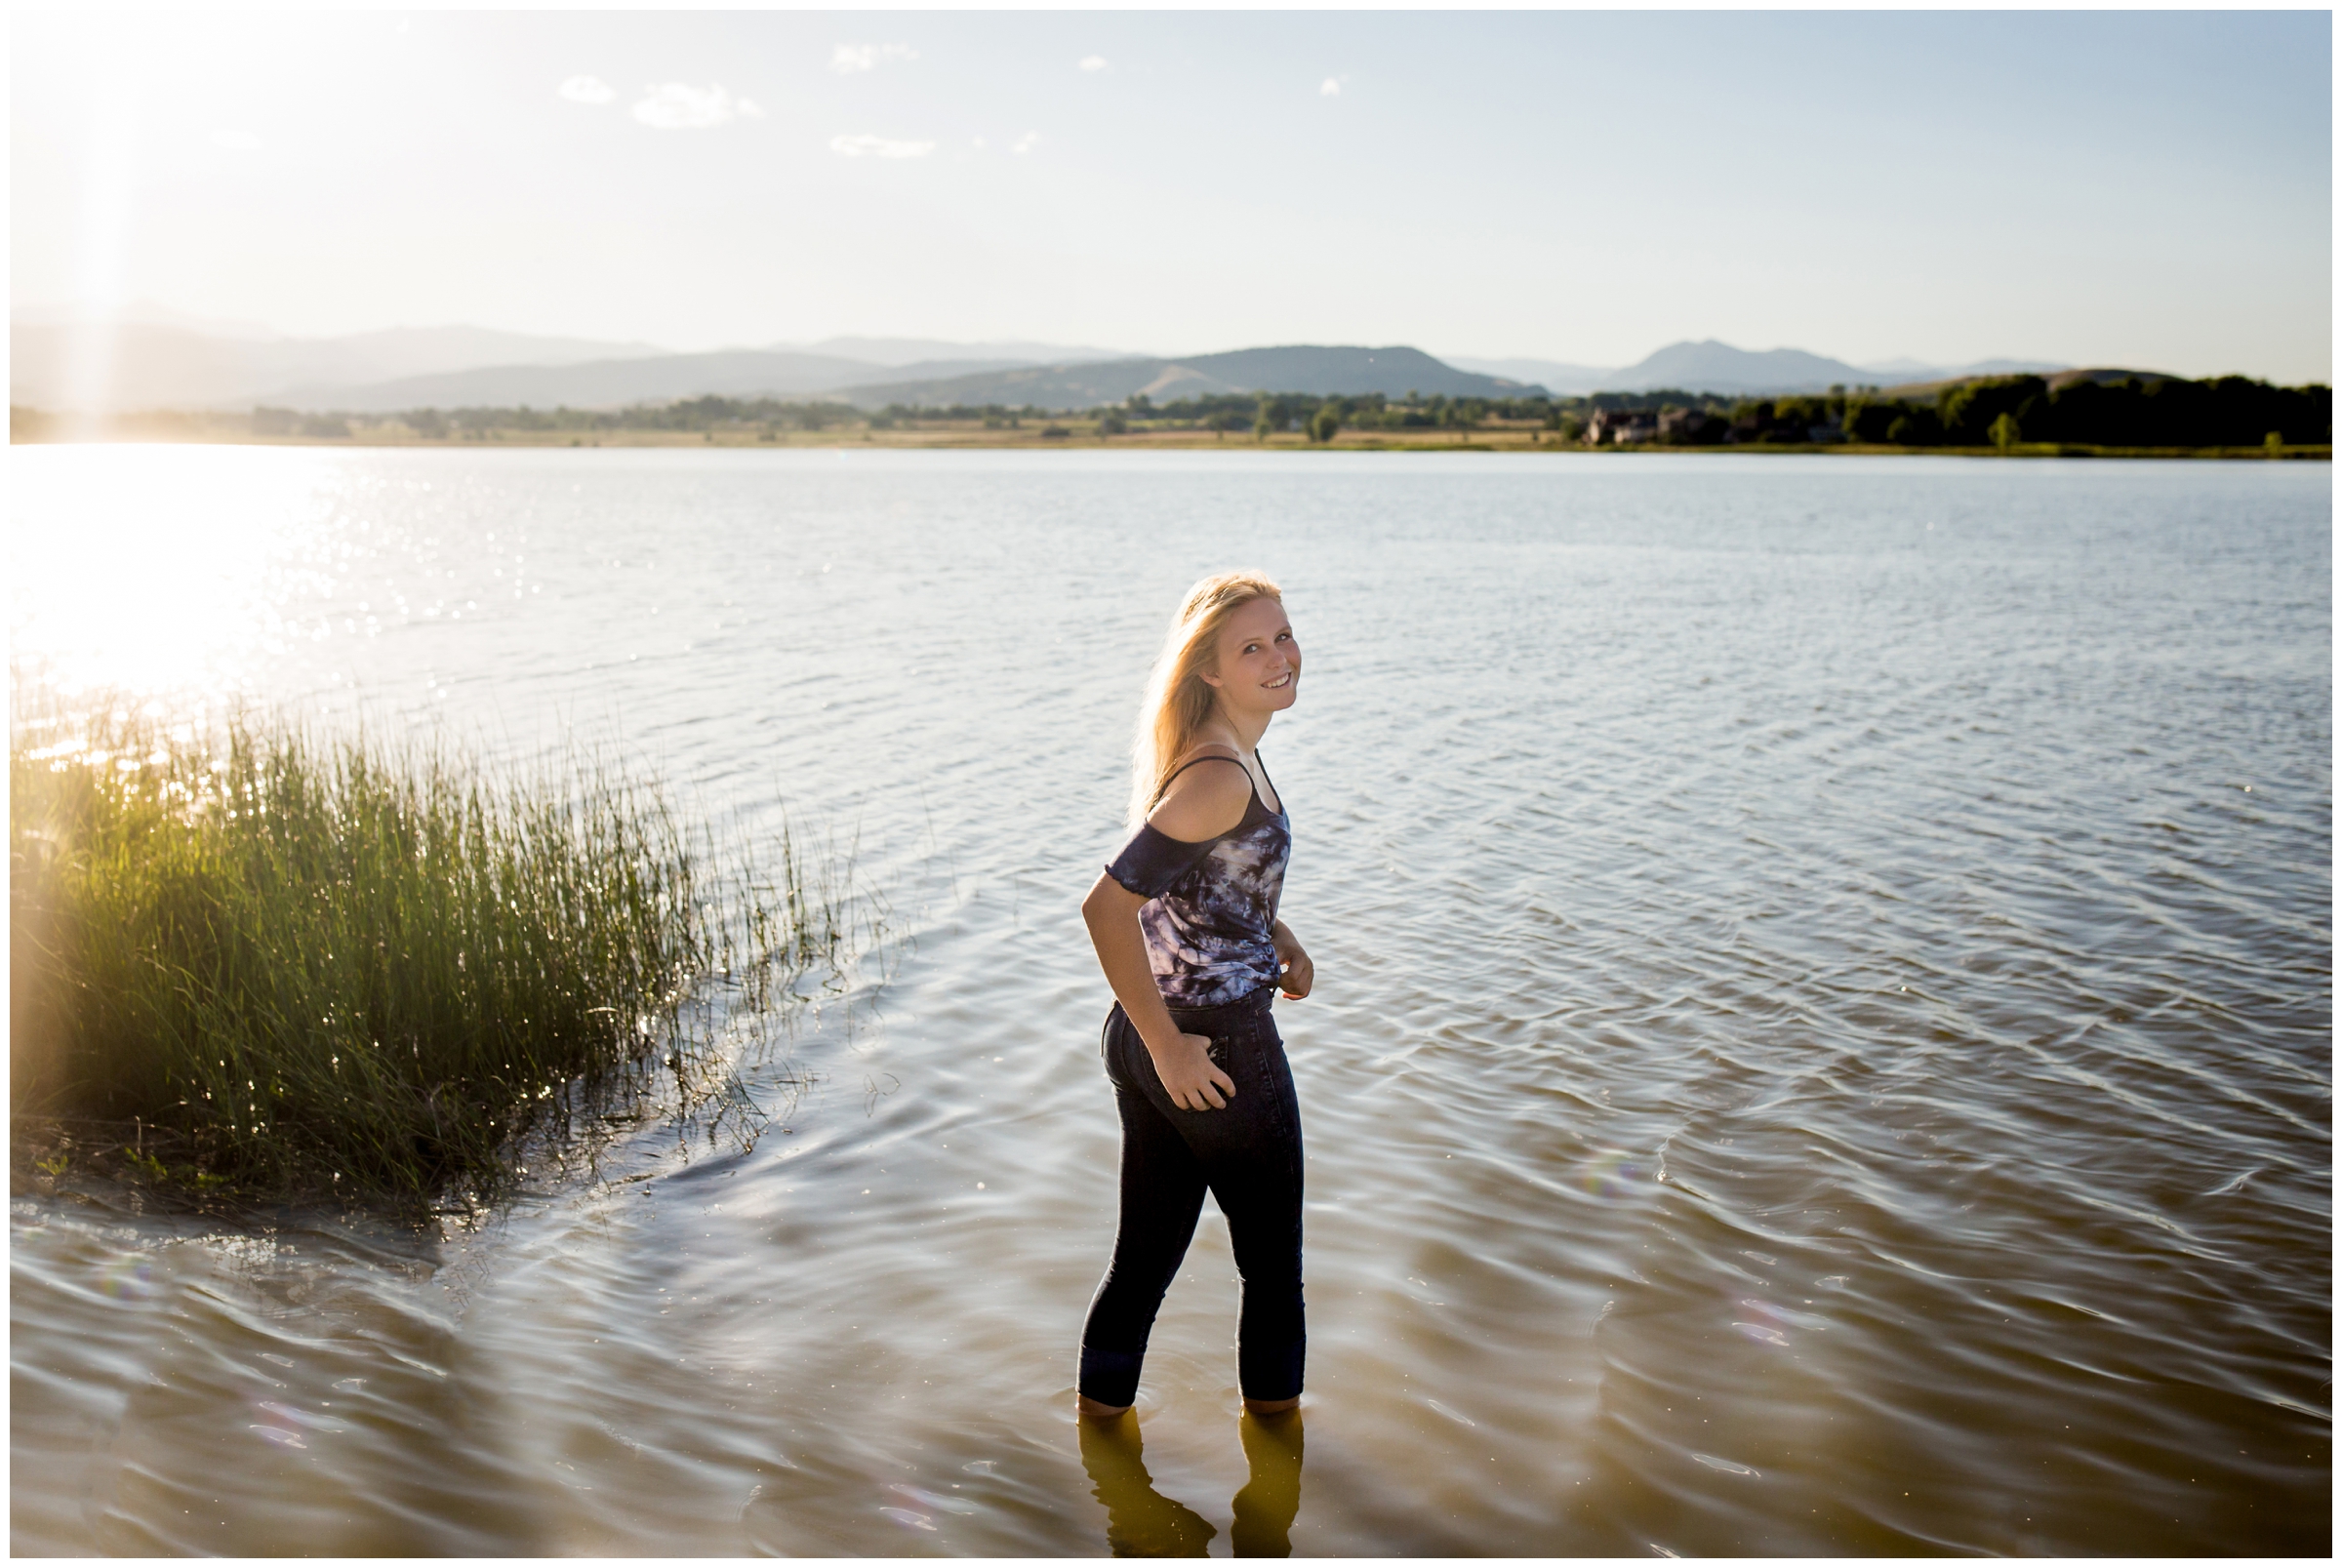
1104, 749, 1291, 1008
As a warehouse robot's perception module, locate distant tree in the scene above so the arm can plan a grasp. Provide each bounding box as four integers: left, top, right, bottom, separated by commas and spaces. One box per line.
1885, 415, 1914, 445
1099, 409, 1129, 436
1308, 402, 1341, 443
1252, 414, 1272, 442
1939, 376, 2044, 445
1842, 399, 1903, 444
1989, 412, 2021, 451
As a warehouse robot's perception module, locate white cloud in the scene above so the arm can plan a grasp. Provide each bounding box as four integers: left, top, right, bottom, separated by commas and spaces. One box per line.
829, 133, 936, 160
559, 75, 616, 105
1012, 131, 1041, 155
1320, 77, 1342, 97
632, 83, 759, 131
1078, 56, 1109, 72
209, 128, 263, 151
830, 43, 916, 74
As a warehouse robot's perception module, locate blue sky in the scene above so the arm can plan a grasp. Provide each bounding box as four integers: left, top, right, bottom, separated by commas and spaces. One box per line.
12, 9, 2332, 379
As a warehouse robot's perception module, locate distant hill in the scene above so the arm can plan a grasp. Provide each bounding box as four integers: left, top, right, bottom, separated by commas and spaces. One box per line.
1597, 341, 1874, 394
9, 319, 668, 411
1442, 354, 1614, 394
275, 351, 1039, 413
1880, 365, 2171, 399
840, 344, 1534, 410
788, 336, 1139, 367
1862, 355, 2069, 385
6, 315, 1148, 412
1554, 341, 2071, 395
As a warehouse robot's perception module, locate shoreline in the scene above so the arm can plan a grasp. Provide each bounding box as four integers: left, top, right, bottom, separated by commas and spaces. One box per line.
8, 427, 2330, 460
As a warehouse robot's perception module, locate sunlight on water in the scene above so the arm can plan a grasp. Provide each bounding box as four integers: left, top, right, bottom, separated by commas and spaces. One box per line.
11, 445, 358, 706
10, 447, 2330, 1555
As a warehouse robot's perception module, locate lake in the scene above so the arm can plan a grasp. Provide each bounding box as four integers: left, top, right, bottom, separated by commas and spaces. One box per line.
10, 446, 2330, 1553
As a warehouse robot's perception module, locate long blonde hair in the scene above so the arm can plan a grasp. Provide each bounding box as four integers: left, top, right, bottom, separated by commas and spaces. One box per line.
1128, 570, 1283, 827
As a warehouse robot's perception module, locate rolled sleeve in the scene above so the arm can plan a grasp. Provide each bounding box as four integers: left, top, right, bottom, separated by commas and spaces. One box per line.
1105, 823, 1217, 899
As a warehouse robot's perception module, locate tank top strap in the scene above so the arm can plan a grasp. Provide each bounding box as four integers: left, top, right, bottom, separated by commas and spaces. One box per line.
1151, 744, 1252, 808
1251, 750, 1284, 816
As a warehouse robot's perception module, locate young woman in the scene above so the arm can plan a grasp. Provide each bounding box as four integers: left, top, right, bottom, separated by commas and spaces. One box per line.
1077, 570, 1314, 1420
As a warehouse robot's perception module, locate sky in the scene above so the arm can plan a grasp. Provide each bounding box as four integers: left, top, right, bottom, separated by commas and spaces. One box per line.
11, 8, 2333, 381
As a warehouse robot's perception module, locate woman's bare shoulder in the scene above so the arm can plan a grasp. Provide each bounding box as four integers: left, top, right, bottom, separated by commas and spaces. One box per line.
1149, 753, 1253, 842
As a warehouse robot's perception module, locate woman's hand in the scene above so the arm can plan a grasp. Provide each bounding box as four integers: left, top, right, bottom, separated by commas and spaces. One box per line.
1150, 1031, 1236, 1111
1272, 925, 1313, 1000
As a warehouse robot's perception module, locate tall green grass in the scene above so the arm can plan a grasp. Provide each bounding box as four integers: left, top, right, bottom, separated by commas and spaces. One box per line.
11, 702, 847, 1204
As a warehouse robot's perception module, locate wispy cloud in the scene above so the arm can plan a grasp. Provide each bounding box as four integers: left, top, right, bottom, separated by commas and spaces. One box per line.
1320, 77, 1343, 97
209, 128, 263, 152
830, 43, 916, 74
632, 84, 763, 131
829, 133, 936, 159
1012, 131, 1042, 155
1078, 56, 1109, 72
559, 75, 616, 105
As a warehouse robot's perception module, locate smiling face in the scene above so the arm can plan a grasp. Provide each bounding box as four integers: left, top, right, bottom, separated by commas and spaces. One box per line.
1199, 595, 1301, 722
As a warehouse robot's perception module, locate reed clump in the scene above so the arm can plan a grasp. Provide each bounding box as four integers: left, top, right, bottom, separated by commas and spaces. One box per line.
11, 703, 840, 1205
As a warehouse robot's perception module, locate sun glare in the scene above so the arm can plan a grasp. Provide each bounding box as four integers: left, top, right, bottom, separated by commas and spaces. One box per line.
11, 445, 349, 712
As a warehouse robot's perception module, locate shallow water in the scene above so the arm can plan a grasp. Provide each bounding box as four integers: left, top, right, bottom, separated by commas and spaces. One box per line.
11, 447, 2330, 1554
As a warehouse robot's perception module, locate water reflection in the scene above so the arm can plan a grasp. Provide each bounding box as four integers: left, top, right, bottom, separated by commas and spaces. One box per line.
1230, 1410, 1305, 1557
1079, 1407, 1304, 1557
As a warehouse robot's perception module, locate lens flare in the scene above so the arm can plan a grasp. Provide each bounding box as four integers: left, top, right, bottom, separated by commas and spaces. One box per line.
1582, 1150, 1640, 1198
98, 1254, 154, 1300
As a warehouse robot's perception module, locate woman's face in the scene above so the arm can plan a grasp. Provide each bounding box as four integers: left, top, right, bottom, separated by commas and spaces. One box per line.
1203, 596, 1301, 719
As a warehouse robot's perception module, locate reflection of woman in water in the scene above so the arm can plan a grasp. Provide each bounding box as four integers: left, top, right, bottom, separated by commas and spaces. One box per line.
1079, 1398, 1304, 1556
1074, 571, 1312, 1549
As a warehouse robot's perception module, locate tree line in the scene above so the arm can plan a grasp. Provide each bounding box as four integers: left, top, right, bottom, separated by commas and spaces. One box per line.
1839, 375, 2328, 449
22, 373, 2316, 451
1553, 376, 2329, 450
971, 376, 2330, 449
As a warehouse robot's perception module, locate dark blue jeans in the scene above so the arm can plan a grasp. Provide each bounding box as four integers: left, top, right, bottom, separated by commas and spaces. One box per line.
1080, 985, 1307, 1408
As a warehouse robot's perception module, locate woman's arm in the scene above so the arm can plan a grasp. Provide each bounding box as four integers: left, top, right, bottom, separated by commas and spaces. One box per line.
1081, 759, 1253, 1111
1272, 919, 1312, 1000
1081, 874, 1232, 1109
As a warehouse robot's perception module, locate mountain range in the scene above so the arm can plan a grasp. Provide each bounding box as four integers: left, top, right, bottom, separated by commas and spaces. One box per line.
10, 311, 2074, 412
9, 319, 674, 411
830, 345, 1534, 410
1447, 342, 2065, 395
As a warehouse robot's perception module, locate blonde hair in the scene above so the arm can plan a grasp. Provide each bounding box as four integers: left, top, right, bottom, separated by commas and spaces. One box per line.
1128, 570, 1284, 827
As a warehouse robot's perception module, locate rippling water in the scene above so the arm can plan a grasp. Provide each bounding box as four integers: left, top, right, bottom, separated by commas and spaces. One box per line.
12, 447, 2329, 1554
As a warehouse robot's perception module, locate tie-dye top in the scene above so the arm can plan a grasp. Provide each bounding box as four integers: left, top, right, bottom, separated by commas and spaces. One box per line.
1104, 753, 1291, 1008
